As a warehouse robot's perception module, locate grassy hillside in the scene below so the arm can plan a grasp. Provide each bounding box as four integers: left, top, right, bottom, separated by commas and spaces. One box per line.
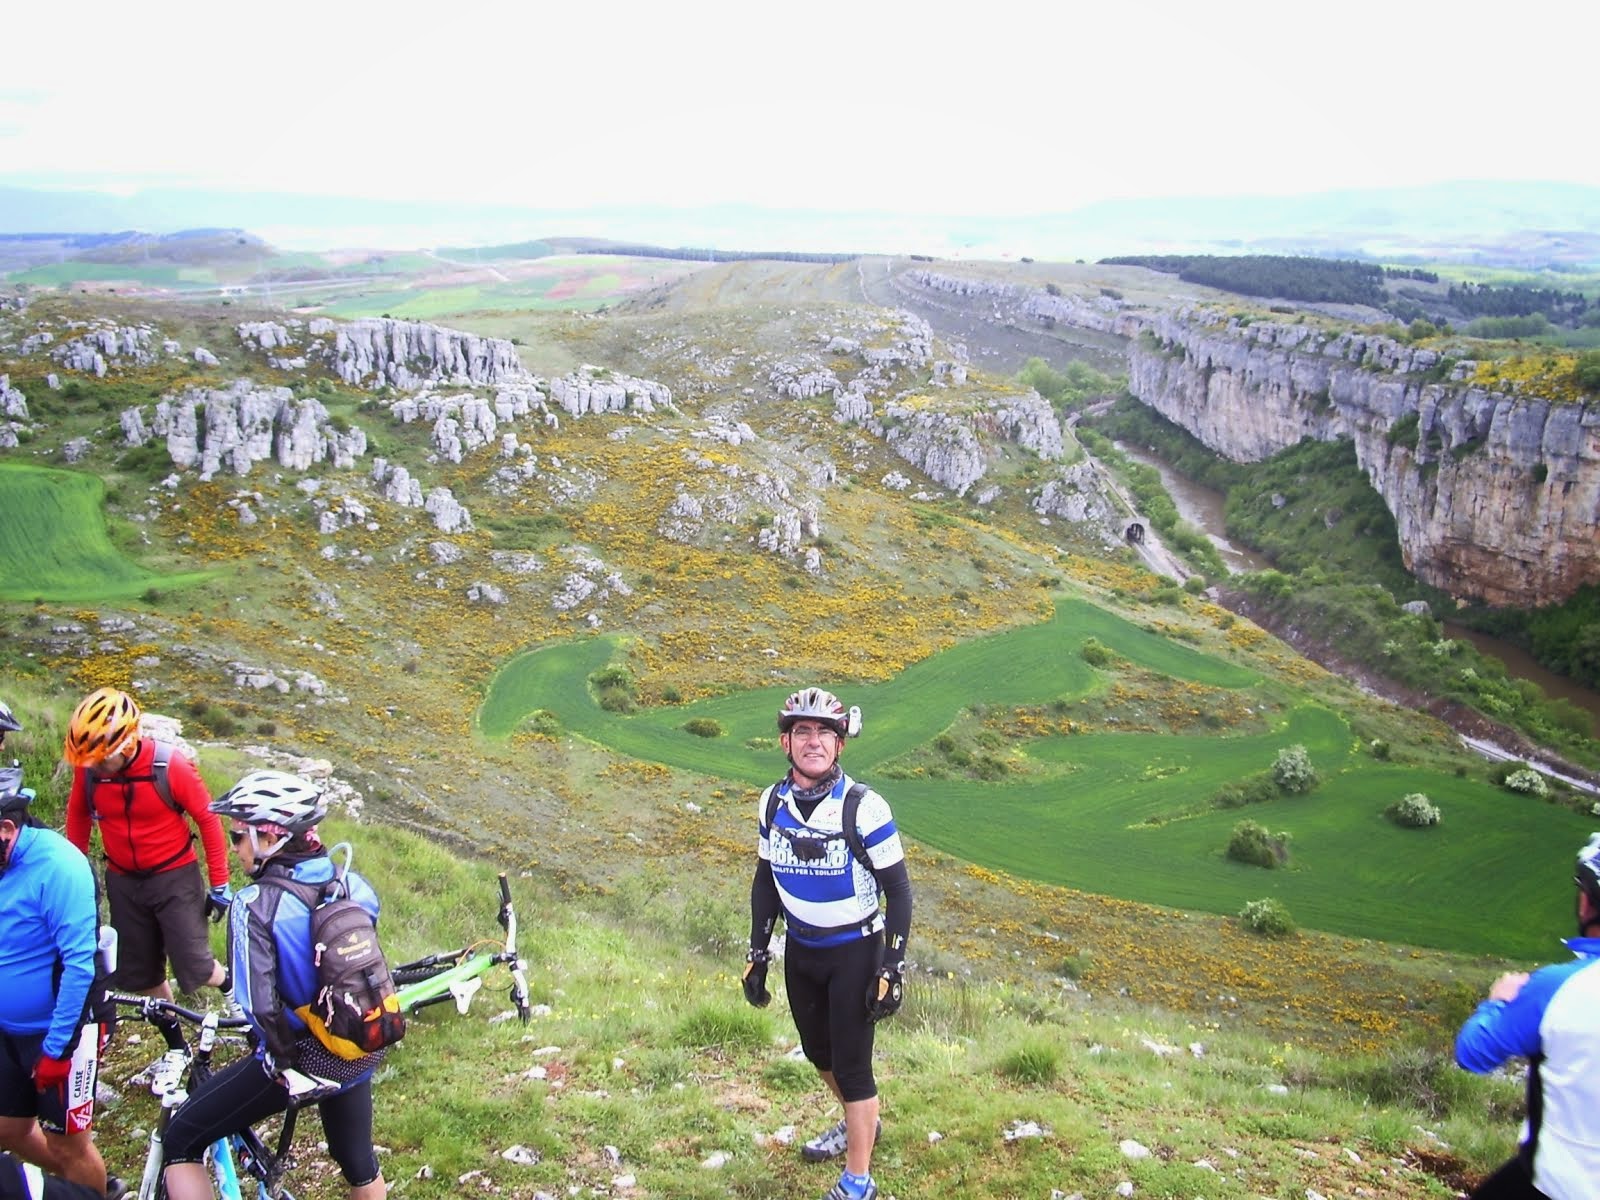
0, 464, 215, 601
0, 275, 1586, 1198
82, 813, 1511, 1200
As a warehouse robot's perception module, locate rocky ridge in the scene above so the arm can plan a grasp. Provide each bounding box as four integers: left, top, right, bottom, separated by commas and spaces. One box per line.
1125, 310, 1600, 607
901, 269, 1600, 607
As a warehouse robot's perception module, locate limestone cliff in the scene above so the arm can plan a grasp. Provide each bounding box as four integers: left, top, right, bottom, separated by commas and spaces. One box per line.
1123, 309, 1600, 607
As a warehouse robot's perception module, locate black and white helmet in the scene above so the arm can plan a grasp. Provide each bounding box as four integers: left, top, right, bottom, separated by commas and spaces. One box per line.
1576, 832, 1600, 910
211, 769, 327, 833
777, 687, 862, 738
0, 699, 20, 734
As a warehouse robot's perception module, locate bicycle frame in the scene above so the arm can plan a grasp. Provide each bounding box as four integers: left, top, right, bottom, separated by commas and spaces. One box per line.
393, 873, 531, 1022
115, 996, 301, 1200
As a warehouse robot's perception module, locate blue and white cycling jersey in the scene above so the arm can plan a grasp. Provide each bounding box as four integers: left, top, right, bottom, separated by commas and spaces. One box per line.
1455, 936, 1600, 1200
757, 773, 904, 948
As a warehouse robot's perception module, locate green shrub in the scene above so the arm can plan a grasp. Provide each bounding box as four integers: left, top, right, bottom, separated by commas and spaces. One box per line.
683, 717, 723, 738
597, 688, 634, 714
1239, 897, 1295, 937
1273, 744, 1318, 794
1080, 637, 1113, 667
1058, 949, 1093, 981
1212, 772, 1278, 809
525, 709, 561, 735
1227, 820, 1291, 868
1387, 792, 1441, 828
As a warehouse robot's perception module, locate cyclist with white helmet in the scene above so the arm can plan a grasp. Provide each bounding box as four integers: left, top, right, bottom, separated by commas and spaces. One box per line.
1455, 831, 1600, 1199
62, 688, 232, 1005
0, 700, 20, 763
161, 770, 388, 1200
743, 687, 913, 1200
0, 768, 110, 1194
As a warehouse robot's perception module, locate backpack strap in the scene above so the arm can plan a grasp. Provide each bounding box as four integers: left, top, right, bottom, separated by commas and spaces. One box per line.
83, 740, 183, 816
148, 741, 179, 814
839, 783, 878, 884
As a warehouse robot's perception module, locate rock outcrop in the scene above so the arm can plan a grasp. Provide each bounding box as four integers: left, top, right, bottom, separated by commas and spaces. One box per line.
1, 375, 27, 449
127, 382, 369, 480
1123, 310, 1600, 606
333, 318, 531, 390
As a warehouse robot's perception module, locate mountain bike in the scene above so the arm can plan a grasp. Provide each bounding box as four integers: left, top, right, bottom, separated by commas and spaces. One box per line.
112, 995, 331, 1200
392, 873, 532, 1022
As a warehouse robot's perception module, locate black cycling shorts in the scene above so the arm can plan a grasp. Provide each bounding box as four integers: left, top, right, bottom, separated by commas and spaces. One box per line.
784, 933, 881, 1102
162, 1055, 380, 1188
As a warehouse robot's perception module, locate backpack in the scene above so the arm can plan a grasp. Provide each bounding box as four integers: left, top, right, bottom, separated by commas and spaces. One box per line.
764, 780, 879, 883
82, 740, 182, 815
269, 866, 406, 1061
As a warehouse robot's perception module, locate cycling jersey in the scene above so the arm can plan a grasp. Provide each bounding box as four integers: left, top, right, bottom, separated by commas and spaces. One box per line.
757, 774, 904, 948
0, 827, 98, 1060
1456, 937, 1600, 1200
232, 852, 383, 1085
65, 741, 228, 886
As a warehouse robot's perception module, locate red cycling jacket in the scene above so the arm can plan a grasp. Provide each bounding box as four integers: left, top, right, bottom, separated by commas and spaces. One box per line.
65, 739, 229, 886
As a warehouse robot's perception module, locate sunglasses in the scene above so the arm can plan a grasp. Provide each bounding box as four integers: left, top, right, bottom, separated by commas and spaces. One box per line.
229, 829, 248, 845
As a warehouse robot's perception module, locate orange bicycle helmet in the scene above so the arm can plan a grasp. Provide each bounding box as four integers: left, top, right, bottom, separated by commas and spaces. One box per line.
64, 687, 142, 768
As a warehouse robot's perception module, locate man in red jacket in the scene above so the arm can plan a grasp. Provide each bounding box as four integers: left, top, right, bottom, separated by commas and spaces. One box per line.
63, 689, 232, 1004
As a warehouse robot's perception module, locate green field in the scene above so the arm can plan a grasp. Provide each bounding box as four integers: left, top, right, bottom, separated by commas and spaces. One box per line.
481, 599, 1585, 959
0, 463, 212, 601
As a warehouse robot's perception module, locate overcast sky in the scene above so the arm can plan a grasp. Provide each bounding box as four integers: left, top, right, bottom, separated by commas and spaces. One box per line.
3, 0, 1593, 217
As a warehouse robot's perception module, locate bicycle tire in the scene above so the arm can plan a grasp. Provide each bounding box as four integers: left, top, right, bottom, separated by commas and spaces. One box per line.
392, 964, 453, 987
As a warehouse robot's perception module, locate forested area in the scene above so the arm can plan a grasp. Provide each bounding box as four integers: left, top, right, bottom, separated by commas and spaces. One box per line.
1100, 254, 1388, 306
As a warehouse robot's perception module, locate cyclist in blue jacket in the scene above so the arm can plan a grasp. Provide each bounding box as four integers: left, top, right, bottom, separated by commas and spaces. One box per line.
743, 688, 912, 1200
161, 770, 387, 1200
1455, 831, 1600, 1199
0, 770, 109, 1195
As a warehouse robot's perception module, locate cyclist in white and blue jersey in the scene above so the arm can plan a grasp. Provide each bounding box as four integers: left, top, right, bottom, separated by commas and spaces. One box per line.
1455, 832, 1600, 1199
742, 688, 912, 1200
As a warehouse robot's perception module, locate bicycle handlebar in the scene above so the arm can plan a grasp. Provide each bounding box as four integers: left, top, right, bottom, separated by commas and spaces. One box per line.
111, 993, 252, 1029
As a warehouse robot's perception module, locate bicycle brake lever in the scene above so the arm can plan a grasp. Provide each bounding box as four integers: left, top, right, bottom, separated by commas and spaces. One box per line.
510, 963, 532, 1023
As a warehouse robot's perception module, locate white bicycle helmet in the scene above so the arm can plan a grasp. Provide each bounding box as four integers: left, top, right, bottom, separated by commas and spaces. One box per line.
0, 699, 20, 734
777, 687, 862, 738
211, 769, 327, 833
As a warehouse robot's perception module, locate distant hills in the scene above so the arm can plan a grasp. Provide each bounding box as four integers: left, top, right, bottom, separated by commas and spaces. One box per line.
3, 180, 1600, 266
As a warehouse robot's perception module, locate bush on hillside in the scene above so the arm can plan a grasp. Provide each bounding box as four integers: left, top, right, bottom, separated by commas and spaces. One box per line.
1226, 820, 1291, 868
590, 665, 636, 714
1503, 768, 1549, 797
1212, 772, 1277, 809
1387, 792, 1442, 828
683, 717, 723, 738
1273, 744, 1318, 794
1080, 637, 1114, 667
1239, 897, 1295, 937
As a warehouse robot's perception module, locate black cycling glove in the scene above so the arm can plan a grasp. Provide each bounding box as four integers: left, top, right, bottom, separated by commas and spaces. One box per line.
741, 949, 772, 1008
866, 963, 904, 1022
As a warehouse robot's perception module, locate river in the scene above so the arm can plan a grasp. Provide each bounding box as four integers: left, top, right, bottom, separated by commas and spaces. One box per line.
1114, 441, 1600, 736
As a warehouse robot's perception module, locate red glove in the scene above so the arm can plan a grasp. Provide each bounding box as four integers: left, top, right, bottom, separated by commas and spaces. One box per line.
34, 1054, 72, 1092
